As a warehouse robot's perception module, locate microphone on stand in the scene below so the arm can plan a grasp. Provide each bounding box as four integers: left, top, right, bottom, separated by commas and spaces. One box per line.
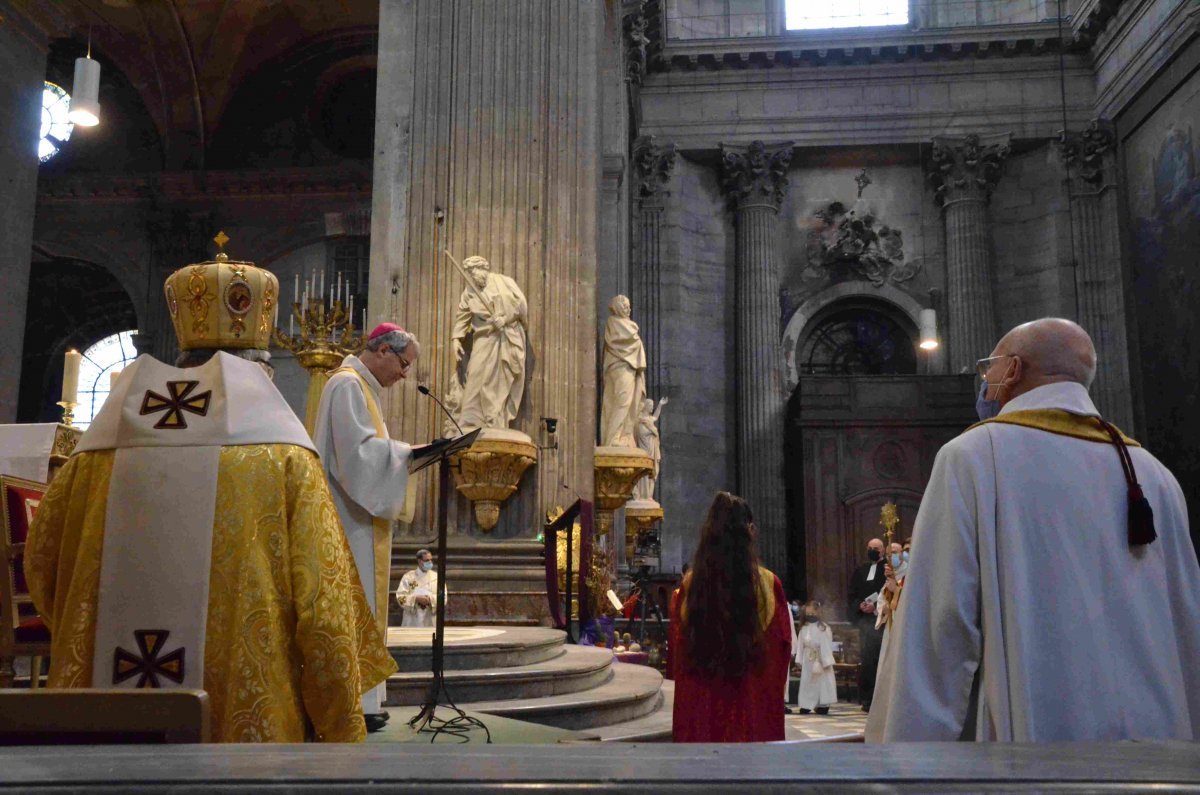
417, 383, 465, 437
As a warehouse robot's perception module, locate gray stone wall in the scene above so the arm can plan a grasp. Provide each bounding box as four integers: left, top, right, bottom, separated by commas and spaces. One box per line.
657, 156, 734, 571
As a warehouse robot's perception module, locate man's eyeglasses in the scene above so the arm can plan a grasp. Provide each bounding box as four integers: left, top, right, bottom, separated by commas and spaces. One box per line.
393, 351, 415, 371
975, 354, 1015, 381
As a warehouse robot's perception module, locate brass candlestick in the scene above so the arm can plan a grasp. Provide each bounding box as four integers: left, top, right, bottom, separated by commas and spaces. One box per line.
274, 298, 365, 433
56, 400, 78, 428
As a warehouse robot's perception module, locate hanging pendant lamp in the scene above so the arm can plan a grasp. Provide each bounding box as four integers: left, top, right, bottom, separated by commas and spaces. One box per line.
918, 308, 939, 351
68, 34, 100, 127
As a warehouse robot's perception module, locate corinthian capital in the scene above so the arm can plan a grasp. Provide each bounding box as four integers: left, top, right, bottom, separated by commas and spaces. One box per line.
632, 135, 677, 203
720, 141, 794, 211
926, 133, 1011, 205
1057, 119, 1115, 187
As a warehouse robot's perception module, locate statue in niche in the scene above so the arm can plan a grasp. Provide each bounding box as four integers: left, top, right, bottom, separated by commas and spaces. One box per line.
634, 397, 668, 500
804, 170, 920, 287
600, 295, 646, 447
451, 255, 528, 430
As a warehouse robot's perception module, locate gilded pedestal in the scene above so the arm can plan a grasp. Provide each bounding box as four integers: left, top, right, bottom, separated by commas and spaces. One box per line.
451, 429, 537, 532
593, 446, 654, 538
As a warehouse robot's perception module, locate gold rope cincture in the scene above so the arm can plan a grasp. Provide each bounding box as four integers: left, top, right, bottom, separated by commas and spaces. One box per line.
330, 366, 417, 639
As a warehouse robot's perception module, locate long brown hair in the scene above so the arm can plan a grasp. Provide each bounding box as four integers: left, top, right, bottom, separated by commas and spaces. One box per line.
681, 491, 764, 678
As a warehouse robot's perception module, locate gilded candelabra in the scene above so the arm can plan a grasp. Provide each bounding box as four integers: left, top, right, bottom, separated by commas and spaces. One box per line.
274, 291, 366, 433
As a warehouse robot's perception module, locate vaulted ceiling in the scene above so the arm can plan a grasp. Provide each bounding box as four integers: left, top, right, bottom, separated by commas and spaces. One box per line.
31, 0, 379, 169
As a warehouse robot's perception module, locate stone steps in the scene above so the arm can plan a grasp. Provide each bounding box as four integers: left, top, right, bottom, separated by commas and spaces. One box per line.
384, 625, 670, 736
464, 662, 665, 732
386, 645, 613, 705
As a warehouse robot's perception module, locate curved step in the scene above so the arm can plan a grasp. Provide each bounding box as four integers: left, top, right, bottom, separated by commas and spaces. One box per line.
465, 661, 664, 731
385, 645, 613, 705
587, 679, 675, 742
387, 626, 564, 672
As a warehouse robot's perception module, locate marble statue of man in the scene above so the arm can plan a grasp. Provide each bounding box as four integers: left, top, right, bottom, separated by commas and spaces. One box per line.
600, 295, 647, 447
451, 256, 528, 430
634, 397, 668, 500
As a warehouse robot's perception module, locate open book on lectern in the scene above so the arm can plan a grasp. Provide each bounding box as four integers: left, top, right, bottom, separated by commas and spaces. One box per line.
407, 428, 481, 475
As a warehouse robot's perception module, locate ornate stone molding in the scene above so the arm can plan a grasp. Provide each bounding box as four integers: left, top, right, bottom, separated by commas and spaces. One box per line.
632, 135, 677, 203
593, 446, 654, 538
720, 141, 794, 212
1058, 119, 1116, 187
926, 133, 1011, 205
623, 2, 650, 86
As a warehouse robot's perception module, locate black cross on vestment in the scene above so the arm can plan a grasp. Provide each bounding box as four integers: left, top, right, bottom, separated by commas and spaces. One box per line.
140, 381, 212, 430
112, 629, 186, 688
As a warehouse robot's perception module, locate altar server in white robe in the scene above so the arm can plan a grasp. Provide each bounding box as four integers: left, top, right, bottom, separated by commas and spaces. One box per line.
313, 323, 420, 728
795, 602, 837, 714
867, 318, 1200, 743
396, 548, 440, 628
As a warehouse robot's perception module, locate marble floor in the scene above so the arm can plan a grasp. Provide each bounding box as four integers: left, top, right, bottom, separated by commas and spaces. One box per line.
785, 702, 868, 740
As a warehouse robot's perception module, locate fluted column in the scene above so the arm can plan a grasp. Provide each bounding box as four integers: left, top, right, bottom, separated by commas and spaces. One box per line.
927, 134, 1011, 372
1058, 120, 1133, 430
721, 141, 793, 576
631, 135, 676, 398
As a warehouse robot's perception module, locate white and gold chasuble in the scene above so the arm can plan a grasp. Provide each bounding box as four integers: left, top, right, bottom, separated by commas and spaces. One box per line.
26, 353, 396, 742
312, 354, 415, 715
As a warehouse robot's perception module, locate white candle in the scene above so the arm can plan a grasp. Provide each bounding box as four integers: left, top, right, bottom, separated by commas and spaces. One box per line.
319, 270, 325, 301
62, 350, 81, 404
294, 273, 299, 306
348, 294, 354, 325
361, 307, 366, 332
290, 314, 294, 338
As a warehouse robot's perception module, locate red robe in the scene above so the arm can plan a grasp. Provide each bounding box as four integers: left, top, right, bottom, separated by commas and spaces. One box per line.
669, 568, 792, 742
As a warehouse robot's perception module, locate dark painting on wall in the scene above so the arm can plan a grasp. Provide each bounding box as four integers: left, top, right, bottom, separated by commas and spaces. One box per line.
1125, 68, 1200, 548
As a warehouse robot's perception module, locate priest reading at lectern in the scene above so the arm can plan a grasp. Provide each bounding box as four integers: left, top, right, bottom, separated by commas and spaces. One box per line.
25, 243, 396, 742
312, 322, 421, 733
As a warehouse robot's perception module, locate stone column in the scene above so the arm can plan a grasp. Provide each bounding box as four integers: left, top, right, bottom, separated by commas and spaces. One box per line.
927, 134, 1011, 372
1058, 120, 1134, 430
631, 135, 676, 398
0, 8, 49, 421
720, 141, 793, 576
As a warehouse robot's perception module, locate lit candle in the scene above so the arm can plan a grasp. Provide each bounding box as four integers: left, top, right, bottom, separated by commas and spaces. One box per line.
62, 350, 81, 404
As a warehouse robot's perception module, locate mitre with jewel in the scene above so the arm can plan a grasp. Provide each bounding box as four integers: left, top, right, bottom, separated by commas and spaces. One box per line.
163, 231, 279, 351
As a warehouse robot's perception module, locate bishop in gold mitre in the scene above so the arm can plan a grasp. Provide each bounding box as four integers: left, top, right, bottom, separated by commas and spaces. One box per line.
25, 234, 396, 742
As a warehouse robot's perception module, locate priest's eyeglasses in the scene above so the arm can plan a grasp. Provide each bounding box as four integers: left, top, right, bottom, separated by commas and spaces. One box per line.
975, 354, 1015, 381
393, 351, 415, 371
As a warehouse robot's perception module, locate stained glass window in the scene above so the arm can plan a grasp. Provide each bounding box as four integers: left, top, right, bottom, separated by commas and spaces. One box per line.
76, 331, 138, 429
40, 82, 74, 163
785, 0, 908, 30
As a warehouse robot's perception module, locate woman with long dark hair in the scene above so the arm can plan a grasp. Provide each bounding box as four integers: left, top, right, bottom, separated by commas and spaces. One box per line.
668, 491, 793, 742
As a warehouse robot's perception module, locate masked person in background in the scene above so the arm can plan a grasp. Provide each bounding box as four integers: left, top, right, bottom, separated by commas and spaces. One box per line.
396, 548, 440, 628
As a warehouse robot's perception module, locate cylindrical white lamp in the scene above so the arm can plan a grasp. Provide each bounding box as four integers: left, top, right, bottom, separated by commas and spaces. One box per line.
68, 56, 101, 127
918, 308, 939, 351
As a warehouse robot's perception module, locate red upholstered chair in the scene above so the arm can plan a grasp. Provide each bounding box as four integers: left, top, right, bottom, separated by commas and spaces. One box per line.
0, 475, 51, 689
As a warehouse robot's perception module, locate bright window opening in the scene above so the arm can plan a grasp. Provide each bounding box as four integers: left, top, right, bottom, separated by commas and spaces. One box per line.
785, 0, 909, 30
40, 81, 74, 163
76, 330, 138, 429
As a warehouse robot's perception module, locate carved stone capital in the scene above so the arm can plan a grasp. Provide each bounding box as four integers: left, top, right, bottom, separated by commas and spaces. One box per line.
594, 446, 654, 537
926, 133, 1012, 205
720, 141, 794, 212
1058, 119, 1116, 187
451, 432, 537, 531
632, 135, 677, 203
623, 2, 650, 86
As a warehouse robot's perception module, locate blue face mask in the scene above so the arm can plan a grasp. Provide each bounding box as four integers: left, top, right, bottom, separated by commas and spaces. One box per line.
976, 381, 1001, 421
902, 551, 909, 562
890, 553, 901, 568
419, 561, 433, 573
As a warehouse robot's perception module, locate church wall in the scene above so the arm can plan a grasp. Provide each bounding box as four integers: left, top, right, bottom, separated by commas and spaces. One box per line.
989, 144, 1076, 333
657, 156, 734, 571
1092, 0, 1198, 121
0, 6, 48, 421
1118, 44, 1200, 553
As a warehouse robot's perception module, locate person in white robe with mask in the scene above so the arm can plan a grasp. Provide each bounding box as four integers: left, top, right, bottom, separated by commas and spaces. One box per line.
794, 601, 837, 714
313, 323, 420, 732
867, 318, 1200, 743
396, 548, 440, 628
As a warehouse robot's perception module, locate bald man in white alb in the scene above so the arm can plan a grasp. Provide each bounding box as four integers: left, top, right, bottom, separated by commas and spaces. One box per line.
867, 318, 1200, 743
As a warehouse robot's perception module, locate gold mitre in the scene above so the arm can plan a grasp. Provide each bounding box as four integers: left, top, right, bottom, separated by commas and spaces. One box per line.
164, 231, 278, 351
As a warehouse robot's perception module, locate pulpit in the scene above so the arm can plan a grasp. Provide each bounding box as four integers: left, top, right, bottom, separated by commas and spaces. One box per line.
0, 423, 81, 687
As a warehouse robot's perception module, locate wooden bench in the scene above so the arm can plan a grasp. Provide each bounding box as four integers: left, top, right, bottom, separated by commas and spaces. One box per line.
0, 689, 210, 745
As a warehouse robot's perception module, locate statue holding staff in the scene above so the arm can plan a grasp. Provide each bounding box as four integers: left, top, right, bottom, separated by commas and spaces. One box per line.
447, 253, 528, 430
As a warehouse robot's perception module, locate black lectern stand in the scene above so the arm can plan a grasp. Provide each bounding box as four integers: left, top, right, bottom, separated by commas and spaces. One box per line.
407, 430, 489, 743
